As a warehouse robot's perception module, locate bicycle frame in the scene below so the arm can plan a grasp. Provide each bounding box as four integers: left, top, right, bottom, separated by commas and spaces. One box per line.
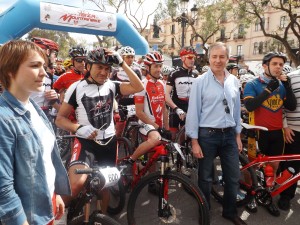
240, 153, 300, 198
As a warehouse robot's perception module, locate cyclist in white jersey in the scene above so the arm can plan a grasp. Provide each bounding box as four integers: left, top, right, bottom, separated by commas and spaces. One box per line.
55, 47, 143, 213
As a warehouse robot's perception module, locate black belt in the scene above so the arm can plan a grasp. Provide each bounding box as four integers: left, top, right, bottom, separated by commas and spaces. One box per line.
200, 127, 233, 133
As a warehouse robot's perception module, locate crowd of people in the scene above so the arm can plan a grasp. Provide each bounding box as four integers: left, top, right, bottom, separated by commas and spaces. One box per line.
0, 37, 299, 225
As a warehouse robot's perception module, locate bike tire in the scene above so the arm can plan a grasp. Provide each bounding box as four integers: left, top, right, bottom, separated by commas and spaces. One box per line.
127, 171, 210, 225
107, 137, 132, 215
211, 153, 258, 206
68, 212, 121, 225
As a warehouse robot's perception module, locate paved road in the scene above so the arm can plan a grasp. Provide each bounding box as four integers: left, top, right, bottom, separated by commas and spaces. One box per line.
113, 183, 300, 225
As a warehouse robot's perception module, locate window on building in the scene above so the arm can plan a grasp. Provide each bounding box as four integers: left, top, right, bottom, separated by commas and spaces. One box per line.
253, 42, 259, 55
259, 42, 264, 54
171, 38, 175, 48
255, 19, 260, 31
237, 45, 243, 56
171, 24, 175, 34
280, 16, 287, 28
238, 24, 245, 38
220, 28, 225, 40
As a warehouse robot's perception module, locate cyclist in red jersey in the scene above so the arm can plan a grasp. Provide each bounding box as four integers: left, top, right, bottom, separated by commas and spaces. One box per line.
125, 52, 171, 193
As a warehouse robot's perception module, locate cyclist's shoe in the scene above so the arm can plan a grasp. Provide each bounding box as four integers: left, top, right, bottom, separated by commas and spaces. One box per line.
278, 196, 291, 211
148, 181, 160, 195
266, 203, 280, 217
245, 199, 257, 213
181, 166, 192, 178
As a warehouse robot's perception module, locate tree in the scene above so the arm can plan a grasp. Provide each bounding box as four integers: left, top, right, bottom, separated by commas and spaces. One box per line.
84, 0, 162, 46
236, 0, 300, 66
27, 29, 77, 59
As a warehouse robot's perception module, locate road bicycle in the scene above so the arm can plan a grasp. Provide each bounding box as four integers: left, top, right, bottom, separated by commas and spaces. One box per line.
211, 123, 300, 211
66, 166, 121, 225
115, 136, 209, 225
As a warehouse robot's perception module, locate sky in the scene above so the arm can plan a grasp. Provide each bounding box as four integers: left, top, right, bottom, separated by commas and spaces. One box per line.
0, 0, 158, 44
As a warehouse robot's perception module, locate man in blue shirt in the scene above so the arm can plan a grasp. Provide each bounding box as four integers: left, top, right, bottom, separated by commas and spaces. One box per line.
186, 42, 244, 225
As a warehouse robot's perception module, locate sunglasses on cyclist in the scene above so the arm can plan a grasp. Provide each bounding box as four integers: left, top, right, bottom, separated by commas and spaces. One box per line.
186, 55, 196, 60
74, 58, 86, 63
223, 98, 230, 114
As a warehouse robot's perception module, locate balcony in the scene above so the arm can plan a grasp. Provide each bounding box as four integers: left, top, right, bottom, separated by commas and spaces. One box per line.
216, 36, 230, 42
233, 33, 245, 40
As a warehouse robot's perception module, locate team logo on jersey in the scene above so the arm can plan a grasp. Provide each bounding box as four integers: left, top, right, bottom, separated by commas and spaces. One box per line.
262, 94, 283, 111
81, 90, 114, 129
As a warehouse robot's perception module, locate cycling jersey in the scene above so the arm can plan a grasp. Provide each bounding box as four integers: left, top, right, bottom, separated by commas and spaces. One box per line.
111, 65, 142, 106
244, 77, 286, 130
53, 69, 85, 92
64, 79, 121, 139
166, 67, 197, 112
31, 74, 52, 108
134, 77, 165, 127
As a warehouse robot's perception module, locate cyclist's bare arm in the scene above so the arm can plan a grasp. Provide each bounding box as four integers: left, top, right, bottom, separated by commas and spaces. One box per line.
163, 103, 169, 130
55, 102, 80, 133
165, 85, 177, 109
135, 102, 159, 129
119, 63, 143, 95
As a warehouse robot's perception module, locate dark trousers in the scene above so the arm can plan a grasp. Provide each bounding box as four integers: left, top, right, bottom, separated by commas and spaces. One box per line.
279, 130, 300, 199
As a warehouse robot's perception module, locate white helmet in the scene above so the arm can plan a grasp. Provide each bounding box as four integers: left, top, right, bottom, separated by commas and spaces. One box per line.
239, 69, 248, 75
282, 64, 294, 74
161, 65, 173, 75
202, 65, 210, 73
240, 74, 255, 86
120, 46, 135, 56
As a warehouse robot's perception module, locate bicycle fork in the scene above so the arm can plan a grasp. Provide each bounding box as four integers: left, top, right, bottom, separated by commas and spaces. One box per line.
158, 156, 172, 218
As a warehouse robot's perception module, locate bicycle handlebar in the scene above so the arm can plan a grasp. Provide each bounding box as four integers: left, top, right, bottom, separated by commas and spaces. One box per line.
75, 168, 95, 174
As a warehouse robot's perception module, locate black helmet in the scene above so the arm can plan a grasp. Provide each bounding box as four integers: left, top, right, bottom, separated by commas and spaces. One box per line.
69, 46, 87, 58
226, 63, 238, 71
86, 48, 113, 65
262, 52, 287, 65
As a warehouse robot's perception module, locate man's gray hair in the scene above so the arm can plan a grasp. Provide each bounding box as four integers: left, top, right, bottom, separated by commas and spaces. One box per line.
208, 42, 229, 59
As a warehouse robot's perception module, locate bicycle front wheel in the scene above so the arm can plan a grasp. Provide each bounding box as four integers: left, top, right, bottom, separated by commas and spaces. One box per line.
211, 153, 258, 206
68, 212, 121, 225
127, 171, 210, 225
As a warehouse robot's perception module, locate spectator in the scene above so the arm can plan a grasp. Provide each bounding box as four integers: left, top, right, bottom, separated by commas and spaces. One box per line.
186, 42, 245, 225
0, 40, 70, 225
277, 68, 300, 211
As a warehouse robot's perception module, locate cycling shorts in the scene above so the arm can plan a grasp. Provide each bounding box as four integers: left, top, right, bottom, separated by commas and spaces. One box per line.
257, 129, 284, 156
69, 136, 117, 168
138, 123, 156, 136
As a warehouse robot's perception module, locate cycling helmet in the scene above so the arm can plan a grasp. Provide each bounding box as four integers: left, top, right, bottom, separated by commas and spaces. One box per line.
120, 46, 135, 56
31, 37, 59, 52
240, 74, 256, 86
262, 52, 287, 65
161, 65, 172, 75
56, 58, 63, 63
226, 63, 238, 71
282, 64, 294, 74
140, 63, 147, 70
239, 68, 247, 75
144, 51, 164, 66
202, 65, 210, 72
63, 58, 73, 68
69, 46, 87, 58
180, 46, 196, 57
86, 48, 113, 65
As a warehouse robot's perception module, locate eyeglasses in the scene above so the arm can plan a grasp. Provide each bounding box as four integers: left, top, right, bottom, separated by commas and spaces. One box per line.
223, 98, 230, 114
186, 55, 196, 60
74, 58, 86, 63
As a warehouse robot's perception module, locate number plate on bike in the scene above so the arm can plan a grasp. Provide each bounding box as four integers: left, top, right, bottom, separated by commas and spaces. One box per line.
100, 167, 120, 188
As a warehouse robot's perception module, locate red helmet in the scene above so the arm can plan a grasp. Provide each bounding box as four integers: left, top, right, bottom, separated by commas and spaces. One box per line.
144, 51, 164, 66
31, 37, 59, 52
180, 46, 196, 57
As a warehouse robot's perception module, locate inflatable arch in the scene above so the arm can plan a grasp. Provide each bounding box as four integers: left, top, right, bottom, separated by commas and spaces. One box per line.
0, 0, 149, 55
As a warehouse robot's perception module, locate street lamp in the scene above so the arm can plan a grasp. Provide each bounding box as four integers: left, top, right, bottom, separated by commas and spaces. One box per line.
173, 1, 198, 48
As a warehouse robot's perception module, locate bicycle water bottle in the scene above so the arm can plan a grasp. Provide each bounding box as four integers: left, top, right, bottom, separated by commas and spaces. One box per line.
264, 164, 274, 187
275, 167, 295, 185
